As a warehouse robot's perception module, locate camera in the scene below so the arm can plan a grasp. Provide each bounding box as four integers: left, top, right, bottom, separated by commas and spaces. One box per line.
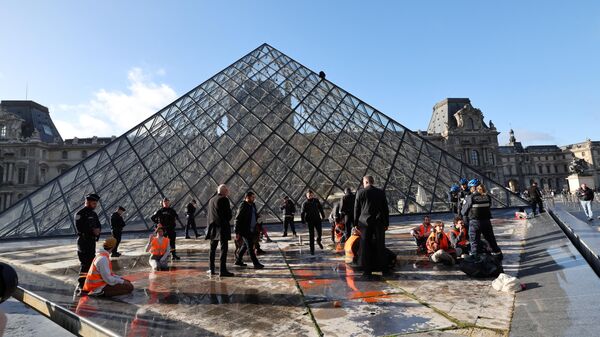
0, 262, 18, 304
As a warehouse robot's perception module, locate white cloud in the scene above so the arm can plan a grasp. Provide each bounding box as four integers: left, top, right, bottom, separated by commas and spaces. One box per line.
54, 67, 177, 139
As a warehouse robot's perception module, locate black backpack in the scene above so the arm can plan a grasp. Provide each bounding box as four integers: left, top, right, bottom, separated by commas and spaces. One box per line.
459, 254, 503, 278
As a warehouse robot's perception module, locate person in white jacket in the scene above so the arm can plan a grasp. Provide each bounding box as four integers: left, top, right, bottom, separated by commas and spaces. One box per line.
145, 224, 171, 271
82, 237, 134, 297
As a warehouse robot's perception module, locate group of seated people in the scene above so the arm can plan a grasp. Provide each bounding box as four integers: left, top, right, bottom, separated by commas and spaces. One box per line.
410, 215, 470, 266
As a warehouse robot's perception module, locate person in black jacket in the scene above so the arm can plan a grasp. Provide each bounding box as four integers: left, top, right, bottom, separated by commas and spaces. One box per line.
280, 196, 297, 237
151, 198, 181, 260
185, 200, 200, 239
110, 206, 126, 257
301, 190, 325, 255
576, 183, 595, 221
527, 182, 544, 216
340, 188, 355, 239
205, 184, 234, 277
75, 193, 101, 291
462, 180, 502, 261
234, 191, 264, 269
354, 176, 390, 276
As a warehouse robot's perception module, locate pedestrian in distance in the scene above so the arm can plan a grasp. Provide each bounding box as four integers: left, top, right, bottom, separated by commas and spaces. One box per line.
110, 206, 126, 257
300, 190, 325, 255
234, 191, 264, 269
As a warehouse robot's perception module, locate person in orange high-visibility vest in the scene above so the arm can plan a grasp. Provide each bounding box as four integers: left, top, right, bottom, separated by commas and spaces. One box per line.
410, 215, 432, 254
426, 221, 456, 266
83, 237, 134, 297
449, 216, 470, 257
145, 224, 171, 271
344, 227, 361, 266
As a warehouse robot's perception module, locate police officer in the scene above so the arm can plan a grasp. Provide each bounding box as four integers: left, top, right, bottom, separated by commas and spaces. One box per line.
185, 200, 200, 239
457, 178, 471, 231
448, 184, 460, 214
110, 206, 126, 257
75, 193, 102, 291
462, 179, 503, 261
151, 198, 181, 260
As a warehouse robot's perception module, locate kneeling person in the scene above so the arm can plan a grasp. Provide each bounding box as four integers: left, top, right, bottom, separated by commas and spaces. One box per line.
83, 237, 134, 297
145, 224, 171, 271
426, 221, 456, 265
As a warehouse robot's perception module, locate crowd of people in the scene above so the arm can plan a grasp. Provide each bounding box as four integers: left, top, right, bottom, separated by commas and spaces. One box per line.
73, 175, 393, 297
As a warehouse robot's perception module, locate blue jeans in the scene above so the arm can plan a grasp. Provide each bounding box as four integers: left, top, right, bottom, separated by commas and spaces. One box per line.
581, 200, 594, 219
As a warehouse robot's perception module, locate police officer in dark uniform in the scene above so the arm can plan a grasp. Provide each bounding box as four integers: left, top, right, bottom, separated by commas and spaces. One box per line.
110, 206, 126, 257
457, 178, 471, 231
462, 179, 502, 261
75, 193, 101, 291
151, 197, 181, 260
185, 200, 200, 239
448, 184, 460, 214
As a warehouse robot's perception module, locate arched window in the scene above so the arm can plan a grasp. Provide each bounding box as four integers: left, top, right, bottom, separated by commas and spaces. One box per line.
0, 124, 6, 138
470, 150, 480, 166
468, 118, 475, 130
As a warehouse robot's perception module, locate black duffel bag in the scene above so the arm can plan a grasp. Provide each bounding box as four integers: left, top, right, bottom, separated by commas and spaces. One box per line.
459, 254, 503, 278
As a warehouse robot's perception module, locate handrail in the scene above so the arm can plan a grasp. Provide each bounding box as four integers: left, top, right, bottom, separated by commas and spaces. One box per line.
12, 286, 120, 337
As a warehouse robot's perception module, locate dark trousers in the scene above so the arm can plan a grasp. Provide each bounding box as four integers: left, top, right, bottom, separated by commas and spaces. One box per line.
283, 216, 296, 235
166, 229, 177, 254
344, 215, 354, 238
185, 216, 199, 237
111, 229, 122, 254
209, 240, 229, 272
307, 220, 322, 254
469, 219, 501, 255
413, 236, 427, 250
358, 224, 386, 273
531, 199, 544, 215
237, 234, 260, 266
77, 240, 95, 288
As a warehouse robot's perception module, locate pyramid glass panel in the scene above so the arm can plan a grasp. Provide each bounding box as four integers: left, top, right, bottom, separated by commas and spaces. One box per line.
0, 43, 528, 239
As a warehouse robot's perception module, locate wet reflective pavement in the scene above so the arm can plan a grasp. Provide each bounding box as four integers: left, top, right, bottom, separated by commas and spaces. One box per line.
1, 214, 532, 336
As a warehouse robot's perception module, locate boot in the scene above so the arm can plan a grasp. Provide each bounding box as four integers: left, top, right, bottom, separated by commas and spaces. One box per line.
253, 263, 264, 269
235, 260, 247, 267
219, 270, 234, 277
172, 252, 181, 260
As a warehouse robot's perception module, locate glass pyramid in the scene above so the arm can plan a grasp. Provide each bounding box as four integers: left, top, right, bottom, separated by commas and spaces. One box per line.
0, 44, 527, 239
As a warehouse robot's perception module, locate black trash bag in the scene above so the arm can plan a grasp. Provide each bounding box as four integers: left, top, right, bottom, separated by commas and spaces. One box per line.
459, 254, 503, 278
0, 262, 18, 303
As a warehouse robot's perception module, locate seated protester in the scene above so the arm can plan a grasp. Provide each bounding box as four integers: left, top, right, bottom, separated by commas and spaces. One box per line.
426, 221, 456, 266
145, 224, 171, 271
83, 237, 134, 297
449, 216, 470, 257
344, 227, 361, 267
410, 215, 433, 253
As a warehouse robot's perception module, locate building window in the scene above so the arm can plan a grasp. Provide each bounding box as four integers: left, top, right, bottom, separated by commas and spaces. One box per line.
554, 165, 559, 173
468, 118, 475, 130
546, 165, 551, 173
42, 150, 47, 159
538, 165, 543, 174
62, 151, 68, 159
0, 166, 3, 183
564, 164, 568, 172
20, 148, 26, 157
0, 124, 6, 138
18, 168, 26, 184
81, 150, 88, 159
471, 150, 480, 166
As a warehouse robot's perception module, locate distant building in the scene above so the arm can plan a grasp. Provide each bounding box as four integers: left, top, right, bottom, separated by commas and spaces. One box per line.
0, 100, 113, 211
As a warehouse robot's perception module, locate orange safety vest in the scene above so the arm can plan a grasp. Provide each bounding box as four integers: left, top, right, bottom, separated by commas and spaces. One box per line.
426, 232, 453, 254
150, 237, 170, 256
344, 234, 360, 264
83, 251, 115, 292
416, 224, 432, 238
451, 228, 469, 246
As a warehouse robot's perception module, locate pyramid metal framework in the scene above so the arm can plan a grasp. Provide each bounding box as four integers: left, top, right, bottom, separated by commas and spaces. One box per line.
0, 44, 527, 239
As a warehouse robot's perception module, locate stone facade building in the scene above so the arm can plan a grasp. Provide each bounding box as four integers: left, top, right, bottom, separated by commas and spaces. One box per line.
0, 100, 112, 211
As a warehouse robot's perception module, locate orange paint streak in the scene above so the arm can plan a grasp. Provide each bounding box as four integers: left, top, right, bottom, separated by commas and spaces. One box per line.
298, 278, 335, 289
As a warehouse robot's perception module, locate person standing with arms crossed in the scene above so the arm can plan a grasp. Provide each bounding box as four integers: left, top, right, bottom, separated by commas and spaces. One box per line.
75, 193, 102, 294
301, 190, 325, 255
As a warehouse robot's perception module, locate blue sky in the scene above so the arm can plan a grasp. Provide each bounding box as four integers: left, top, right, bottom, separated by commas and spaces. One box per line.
1, 1, 599, 146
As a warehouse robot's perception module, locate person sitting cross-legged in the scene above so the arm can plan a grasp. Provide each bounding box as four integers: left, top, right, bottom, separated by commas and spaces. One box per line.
449, 216, 470, 258
83, 237, 134, 297
410, 215, 433, 254
426, 221, 456, 266
145, 224, 171, 271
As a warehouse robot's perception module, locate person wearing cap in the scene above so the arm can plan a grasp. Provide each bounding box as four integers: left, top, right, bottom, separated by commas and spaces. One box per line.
462, 179, 503, 261
340, 187, 356, 239
110, 206, 126, 257
82, 237, 134, 297
280, 196, 297, 237
448, 185, 460, 214
151, 198, 181, 260
456, 178, 470, 219
234, 191, 264, 269
145, 224, 171, 271
75, 193, 102, 291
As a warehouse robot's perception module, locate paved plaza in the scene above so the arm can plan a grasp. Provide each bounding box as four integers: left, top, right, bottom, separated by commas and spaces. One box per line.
0, 212, 528, 336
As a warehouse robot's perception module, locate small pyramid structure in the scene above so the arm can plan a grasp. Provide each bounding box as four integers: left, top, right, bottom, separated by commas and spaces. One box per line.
0, 44, 527, 239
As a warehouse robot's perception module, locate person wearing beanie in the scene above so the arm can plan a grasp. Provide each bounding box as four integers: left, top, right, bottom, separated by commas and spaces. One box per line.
82, 237, 134, 297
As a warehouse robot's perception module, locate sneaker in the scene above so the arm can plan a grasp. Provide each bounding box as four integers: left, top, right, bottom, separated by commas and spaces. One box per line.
234, 260, 247, 267
253, 263, 265, 269
207, 270, 216, 277
219, 270, 234, 277
589, 218, 594, 222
